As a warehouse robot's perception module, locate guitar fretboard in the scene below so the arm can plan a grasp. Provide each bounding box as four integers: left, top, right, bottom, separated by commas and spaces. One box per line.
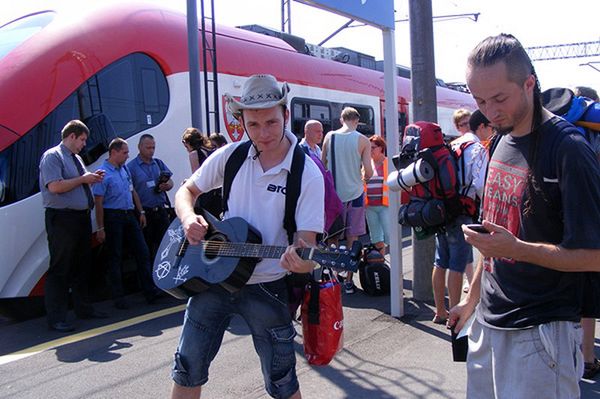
185, 241, 313, 260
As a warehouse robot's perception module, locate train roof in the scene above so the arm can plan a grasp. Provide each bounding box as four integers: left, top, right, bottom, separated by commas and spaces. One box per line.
0, 2, 475, 150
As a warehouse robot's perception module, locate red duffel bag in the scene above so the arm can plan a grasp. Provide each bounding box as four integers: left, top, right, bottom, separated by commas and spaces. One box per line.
301, 270, 344, 366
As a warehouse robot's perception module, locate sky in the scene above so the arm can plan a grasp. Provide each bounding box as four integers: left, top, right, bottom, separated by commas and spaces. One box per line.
2, 0, 599, 92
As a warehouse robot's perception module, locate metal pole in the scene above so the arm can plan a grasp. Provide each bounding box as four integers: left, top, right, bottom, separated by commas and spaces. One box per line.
382, 28, 403, 318
408, 0, 437, 302
187, 0, 202, 129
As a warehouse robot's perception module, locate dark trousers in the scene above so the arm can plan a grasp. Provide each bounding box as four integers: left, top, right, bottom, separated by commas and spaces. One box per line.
104, 210, 156, 300
142, 207, 170, 262
44, 209, 94, 325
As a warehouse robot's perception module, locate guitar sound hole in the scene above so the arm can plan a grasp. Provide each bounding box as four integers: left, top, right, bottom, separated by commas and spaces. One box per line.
204, 234, 227, 260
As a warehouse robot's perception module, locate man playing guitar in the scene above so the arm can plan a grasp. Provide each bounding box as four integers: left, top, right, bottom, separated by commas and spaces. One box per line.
170, 74, 325, 399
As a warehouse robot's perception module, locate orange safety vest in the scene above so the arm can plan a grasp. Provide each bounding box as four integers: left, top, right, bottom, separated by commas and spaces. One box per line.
364, 158, 388, 207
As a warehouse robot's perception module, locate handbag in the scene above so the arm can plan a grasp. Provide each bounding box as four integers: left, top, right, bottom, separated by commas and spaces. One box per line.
301, 269, 344, 366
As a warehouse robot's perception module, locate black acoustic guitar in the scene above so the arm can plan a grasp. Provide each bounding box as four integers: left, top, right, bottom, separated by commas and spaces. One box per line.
153, 211, 361, 299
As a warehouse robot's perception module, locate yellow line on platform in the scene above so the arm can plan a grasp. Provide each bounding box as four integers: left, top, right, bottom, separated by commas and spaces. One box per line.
0, 304, 186, 366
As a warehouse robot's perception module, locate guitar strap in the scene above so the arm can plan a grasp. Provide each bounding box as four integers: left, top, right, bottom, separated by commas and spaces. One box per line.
222, 141, 305, 245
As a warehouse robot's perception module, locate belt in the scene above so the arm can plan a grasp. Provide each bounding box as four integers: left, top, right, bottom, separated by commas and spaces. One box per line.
47, 208, 90, 215
143, 206, 165, 213
104, 209, 135, 215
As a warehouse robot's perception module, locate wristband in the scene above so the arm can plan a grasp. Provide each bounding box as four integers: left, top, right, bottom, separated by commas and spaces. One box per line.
97, 227, 104, 231
140, 210, 145, 214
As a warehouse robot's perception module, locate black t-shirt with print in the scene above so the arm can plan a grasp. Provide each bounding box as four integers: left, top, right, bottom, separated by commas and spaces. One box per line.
479, 117, 600, 329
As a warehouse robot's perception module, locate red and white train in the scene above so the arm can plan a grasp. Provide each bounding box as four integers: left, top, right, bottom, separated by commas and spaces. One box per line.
0, 2, 475, 304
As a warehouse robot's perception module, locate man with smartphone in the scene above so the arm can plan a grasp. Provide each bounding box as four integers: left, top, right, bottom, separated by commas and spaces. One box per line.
39, 120, 109, 332
128, 134, 174, 260
450, 34, 600, 398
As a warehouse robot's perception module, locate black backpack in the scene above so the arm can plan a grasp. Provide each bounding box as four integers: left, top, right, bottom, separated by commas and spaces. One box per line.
358, 245, 390, 296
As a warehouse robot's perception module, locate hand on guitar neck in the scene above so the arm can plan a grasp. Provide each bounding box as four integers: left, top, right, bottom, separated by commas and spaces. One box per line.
281, 237, 320, 274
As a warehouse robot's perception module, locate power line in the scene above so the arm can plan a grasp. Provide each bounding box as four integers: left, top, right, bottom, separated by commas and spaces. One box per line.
526, 40, 600, 61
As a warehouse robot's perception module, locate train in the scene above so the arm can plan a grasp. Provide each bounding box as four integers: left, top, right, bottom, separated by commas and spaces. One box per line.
0, 2, 476, 305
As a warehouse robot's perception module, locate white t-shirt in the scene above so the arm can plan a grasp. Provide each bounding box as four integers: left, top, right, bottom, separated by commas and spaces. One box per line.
190, 130, 325, 284
451, 132, 489, 200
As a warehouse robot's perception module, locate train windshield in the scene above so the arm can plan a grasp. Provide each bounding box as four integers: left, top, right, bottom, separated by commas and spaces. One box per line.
0, 11, 55, 60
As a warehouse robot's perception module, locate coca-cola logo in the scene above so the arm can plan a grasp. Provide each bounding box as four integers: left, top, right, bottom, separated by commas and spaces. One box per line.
333, 320, 344, 330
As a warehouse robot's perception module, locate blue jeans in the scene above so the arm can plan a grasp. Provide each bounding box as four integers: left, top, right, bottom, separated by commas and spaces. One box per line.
103, 209, 155, 299
365, 205, 389, 244
172, 278, 299, 399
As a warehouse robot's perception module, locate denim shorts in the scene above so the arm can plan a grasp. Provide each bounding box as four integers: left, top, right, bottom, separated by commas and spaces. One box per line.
171, 278, 299, 399
434, 216, 473, 273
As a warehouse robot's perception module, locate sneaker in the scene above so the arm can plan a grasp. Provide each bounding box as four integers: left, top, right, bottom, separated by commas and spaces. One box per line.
344, 281, 355, 294
462, 280, 470, 294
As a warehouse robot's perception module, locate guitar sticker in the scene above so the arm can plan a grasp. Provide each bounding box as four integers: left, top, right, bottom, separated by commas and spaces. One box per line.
173, 264, 190, 285
161, 226, 184, 261
155, 261, 171, 280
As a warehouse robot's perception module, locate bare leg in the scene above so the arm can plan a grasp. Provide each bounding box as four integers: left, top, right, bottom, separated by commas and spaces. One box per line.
289, 390, 302, 399
171, 383, 201, 399
447, 270, 464, 309
582, 318, 597, 363
432, 266, 447, 319
344, 234, 359, 291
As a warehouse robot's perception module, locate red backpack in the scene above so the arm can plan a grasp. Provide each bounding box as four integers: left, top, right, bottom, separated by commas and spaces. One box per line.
395, 122, 463, 235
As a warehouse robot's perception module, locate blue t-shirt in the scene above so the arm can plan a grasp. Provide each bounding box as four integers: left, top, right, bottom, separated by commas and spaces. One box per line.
479, 117, 600, 329
92, 160, 134, 210
126, 156, 171, 208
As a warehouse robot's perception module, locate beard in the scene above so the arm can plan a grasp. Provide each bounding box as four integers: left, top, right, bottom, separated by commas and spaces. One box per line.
494, 125, 513, 135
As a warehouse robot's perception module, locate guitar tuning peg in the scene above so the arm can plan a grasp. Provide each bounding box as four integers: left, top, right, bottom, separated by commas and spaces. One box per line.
339, 245, 347, 250
329, 244, 336, 249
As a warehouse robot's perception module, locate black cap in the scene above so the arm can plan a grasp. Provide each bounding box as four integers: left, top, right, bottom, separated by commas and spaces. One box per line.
542, 87, 574, 116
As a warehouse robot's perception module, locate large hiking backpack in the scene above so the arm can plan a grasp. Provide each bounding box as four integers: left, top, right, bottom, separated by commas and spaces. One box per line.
396, 122, 464, 234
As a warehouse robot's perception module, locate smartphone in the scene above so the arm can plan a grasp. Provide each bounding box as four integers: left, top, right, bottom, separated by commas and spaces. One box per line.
465, 223, 489, 234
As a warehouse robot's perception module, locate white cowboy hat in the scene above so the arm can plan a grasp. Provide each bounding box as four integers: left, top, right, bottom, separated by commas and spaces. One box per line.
225, 74, 290, 115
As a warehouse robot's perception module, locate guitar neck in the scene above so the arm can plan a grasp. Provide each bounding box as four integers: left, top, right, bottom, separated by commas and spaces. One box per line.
201, 241, 313, 260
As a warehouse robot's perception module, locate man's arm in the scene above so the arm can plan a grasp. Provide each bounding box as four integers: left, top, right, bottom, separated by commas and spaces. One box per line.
175, 179, 207, 245
321, 133, 331, 168
95, 195, 106, 243
464, 220, 600, 272
132, 189, 147, 228
359, 135, 373, 180
47, 172, 103, 194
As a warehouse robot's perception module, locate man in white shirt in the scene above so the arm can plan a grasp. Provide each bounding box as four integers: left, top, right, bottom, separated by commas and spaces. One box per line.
170, 74, 324, 399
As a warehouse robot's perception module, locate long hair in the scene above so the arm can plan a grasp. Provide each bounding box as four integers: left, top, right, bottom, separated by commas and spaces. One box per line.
468, 33, 544, 215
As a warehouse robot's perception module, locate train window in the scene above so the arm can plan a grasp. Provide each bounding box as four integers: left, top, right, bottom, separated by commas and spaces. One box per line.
0, 11, 56, 60
0, 93, 79, 206
82, 53, 168, 141
342, 103, 375, 136
290, 98, 332, 138
0, 53, 169, 206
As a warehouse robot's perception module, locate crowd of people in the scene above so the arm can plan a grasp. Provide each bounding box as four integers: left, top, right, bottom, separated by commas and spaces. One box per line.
37, 32, 600, 399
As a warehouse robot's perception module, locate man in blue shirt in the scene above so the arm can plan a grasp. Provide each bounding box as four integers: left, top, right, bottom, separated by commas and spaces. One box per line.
127, 134, 173, 260
93, 138, 159, 309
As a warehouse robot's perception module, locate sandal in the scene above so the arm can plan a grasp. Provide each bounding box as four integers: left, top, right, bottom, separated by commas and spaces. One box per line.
583, 358, 600, 379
